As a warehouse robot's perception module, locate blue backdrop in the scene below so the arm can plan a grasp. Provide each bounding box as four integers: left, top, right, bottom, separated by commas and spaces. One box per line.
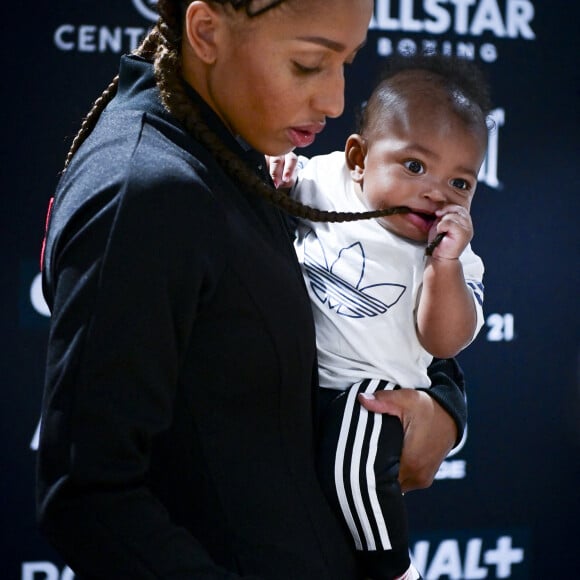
2, 1, 579, 578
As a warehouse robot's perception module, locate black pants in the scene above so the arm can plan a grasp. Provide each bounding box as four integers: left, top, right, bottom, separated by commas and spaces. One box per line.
317, 379, 410, 579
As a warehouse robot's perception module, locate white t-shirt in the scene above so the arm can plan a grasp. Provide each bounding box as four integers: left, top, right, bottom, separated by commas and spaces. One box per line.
292, 151, 485, 391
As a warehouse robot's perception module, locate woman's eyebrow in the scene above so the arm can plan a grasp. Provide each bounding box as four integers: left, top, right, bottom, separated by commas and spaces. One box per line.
296, 36, 367, 53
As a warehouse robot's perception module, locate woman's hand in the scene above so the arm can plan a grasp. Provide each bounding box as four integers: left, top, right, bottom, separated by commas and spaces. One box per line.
359, 388, 457, 492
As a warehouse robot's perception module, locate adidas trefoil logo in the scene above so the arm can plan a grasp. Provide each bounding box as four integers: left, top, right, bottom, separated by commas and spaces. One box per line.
303, 230, 406, 319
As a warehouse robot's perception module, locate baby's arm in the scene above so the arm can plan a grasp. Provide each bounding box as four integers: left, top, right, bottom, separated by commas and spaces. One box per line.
416, 205, 479, 358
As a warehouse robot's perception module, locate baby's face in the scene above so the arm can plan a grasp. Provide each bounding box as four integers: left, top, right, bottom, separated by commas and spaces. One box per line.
350, 101, 487, 242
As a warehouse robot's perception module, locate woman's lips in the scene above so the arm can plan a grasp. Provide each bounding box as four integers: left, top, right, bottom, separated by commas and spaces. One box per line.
287, 123, 325, 148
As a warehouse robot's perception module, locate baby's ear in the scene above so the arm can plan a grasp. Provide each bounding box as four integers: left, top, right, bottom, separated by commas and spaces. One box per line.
345, 134, 367, 183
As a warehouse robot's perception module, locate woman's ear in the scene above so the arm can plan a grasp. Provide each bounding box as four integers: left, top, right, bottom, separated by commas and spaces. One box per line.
345, 134, 367, 184
184, 1, 221, 64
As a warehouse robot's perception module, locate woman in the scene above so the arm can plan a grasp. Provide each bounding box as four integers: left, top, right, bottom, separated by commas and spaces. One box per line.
37, 1, 465, 578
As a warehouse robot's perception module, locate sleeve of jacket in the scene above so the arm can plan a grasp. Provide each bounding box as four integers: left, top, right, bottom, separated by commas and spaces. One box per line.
422, 357, 468, 447
36, 144, 260, 579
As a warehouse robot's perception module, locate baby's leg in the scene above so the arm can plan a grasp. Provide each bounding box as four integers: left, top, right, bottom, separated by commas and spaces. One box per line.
317, 379, 414, 579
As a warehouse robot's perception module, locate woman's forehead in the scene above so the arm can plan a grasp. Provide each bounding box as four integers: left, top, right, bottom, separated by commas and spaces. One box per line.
227, 0, 373, 57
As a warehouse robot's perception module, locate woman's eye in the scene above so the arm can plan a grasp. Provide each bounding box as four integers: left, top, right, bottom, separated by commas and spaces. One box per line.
293, 62, 321, 74
404, 160, 424, 174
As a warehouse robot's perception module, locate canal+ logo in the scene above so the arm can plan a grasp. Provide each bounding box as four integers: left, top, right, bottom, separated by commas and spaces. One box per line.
133, 0, 158, 22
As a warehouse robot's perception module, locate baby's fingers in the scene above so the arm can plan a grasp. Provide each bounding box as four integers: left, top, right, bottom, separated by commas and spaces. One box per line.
267, 153, 299, 188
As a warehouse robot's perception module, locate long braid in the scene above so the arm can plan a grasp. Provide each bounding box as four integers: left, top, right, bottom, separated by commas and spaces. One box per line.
64, 0, 404, 223
62, 27, 164, 172
63, 75, 119, 171
153, 0, 402, 224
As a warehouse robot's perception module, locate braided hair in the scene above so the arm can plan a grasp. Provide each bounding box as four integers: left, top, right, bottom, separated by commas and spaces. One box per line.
62, 1, 407, 223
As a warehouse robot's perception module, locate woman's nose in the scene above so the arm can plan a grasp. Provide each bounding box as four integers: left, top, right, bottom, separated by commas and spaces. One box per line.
312, 70, 345, 119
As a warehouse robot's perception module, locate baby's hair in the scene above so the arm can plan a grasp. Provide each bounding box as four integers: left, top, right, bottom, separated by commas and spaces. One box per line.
357, 53, 493, 138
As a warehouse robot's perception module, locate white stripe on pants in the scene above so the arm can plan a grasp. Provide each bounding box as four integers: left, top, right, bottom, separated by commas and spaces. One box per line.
333, 378, 397, 552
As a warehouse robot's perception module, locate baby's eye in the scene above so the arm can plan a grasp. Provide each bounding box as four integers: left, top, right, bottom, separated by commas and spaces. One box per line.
451, 178, 470, 190
404, 160, 425, 174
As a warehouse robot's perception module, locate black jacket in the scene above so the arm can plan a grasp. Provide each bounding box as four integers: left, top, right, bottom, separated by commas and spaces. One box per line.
37, 55, 466, 579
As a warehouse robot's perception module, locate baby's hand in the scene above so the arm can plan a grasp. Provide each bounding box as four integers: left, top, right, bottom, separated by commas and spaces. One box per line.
266, 153, 301, 189
429, 205, 473, 260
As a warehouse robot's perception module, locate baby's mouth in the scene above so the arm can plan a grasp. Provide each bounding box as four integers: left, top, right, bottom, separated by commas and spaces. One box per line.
406, 209, 436, 232
412, 210, 436, 224
375, 206, 436, 231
